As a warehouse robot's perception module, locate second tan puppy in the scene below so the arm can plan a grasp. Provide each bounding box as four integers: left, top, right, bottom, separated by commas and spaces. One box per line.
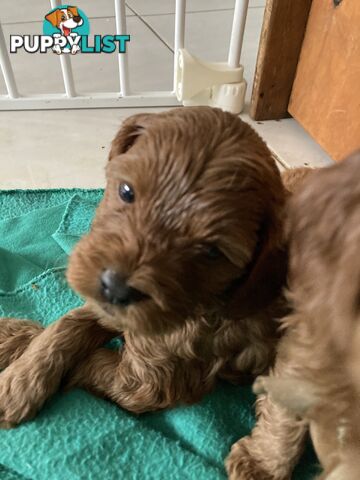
228, 152, 360, 479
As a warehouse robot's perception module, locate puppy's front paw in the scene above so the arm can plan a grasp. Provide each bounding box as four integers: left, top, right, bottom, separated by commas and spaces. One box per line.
0, 362, 48, 427
226, 438, 275, 480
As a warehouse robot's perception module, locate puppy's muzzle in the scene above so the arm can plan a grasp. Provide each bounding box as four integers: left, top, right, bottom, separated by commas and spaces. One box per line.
100, 269, 148, 307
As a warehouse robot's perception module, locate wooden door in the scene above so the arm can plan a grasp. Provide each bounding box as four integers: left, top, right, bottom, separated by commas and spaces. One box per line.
289, 0, 360, 161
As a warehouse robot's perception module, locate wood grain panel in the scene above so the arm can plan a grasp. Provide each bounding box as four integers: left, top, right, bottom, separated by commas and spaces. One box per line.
250, 0, 312, 121
289, 0, 360, 161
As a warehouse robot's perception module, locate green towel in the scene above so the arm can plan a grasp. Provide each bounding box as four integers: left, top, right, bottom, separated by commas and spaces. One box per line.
0, 190, 319, 480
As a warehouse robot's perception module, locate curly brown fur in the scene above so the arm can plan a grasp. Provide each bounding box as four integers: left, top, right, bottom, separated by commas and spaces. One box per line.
231, 152, 360, 480
226, 165, 315, 480
280, 167, 315, 195
0, 108, 298, 434
226, 330, 308, 480
0, 306, 114, 427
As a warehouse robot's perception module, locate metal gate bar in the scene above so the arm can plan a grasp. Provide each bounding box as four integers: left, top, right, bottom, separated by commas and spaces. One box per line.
0, 0, 249, 111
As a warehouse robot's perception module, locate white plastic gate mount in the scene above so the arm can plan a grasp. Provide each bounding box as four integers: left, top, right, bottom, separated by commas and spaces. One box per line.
175, 49, 246, 114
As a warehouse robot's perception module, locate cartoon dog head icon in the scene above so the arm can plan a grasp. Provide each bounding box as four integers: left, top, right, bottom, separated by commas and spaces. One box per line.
45, 6, 83, 36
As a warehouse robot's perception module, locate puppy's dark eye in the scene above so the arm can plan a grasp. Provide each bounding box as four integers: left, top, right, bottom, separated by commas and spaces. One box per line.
203, 244, 223, 260
119, 183, 135, 203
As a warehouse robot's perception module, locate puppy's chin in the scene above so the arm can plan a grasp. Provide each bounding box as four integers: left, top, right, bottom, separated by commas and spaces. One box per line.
89, 298, 187, 336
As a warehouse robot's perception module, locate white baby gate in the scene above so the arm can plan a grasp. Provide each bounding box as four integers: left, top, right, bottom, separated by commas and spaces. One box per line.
0, 0, 249, 112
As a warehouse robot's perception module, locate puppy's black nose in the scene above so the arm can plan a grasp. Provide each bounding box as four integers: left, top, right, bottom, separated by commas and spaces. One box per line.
73, 15, 82, 23
100, 270, 147, 306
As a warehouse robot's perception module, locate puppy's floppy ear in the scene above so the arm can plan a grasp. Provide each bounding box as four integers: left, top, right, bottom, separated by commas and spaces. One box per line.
45, 9, 61, 27
68, 6, 80, 17
228, 190, 287, 318
108, 114, 153, 161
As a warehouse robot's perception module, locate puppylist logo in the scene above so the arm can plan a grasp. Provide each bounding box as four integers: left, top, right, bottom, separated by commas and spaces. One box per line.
10, 5, 130, 55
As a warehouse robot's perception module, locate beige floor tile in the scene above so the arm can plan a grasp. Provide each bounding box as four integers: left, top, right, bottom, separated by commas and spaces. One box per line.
0, 108, 166, 189
248, 0, 266, 7
243, 114, 333, 168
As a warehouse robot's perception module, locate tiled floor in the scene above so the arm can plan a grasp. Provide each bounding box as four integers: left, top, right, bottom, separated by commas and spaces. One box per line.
0, 0, 333, 189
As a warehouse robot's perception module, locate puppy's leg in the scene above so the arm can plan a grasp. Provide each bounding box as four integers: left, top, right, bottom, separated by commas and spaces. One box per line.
65, 348, 120, 399
253, 376, 320, 418
226, 327, 308, 480
67, 348, 171, 413
0, 318, 44, 369
0, 305, 116, 427
67, 346, 200, 414
226, 393, 306, 480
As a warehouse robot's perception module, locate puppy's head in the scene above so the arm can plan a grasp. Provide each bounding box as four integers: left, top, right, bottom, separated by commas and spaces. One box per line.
67, 107, 285, 335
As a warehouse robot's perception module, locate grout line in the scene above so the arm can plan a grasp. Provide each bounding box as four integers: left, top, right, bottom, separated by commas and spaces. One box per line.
125, 3, 174, 53
135, 8, 233, 17
127, 6, 265, 17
